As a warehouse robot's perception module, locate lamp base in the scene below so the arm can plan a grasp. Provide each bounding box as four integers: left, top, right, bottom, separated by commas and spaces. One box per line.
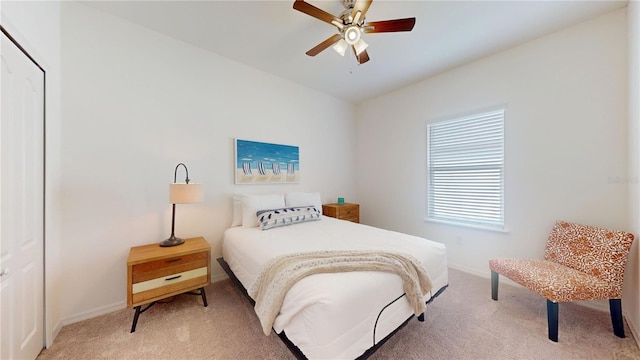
160, 236, 185, 247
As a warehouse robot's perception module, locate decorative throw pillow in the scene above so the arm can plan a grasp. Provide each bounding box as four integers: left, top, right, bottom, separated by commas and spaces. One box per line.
257, 206, 321, 230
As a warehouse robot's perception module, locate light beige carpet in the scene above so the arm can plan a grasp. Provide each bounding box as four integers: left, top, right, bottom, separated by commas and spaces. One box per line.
37, 268, 640, 359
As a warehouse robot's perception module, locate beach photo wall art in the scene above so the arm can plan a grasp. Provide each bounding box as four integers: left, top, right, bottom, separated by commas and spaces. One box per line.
234, 139, 300, 184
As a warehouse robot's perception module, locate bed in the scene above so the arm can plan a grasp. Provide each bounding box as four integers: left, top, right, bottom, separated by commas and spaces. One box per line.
219, 192, 448, 359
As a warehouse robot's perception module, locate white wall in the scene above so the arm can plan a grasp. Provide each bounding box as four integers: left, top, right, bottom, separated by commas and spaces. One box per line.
356, 9, 629, 277
59, 2, 356, 324
1, 0, 63, 346
626, 0, 640, 348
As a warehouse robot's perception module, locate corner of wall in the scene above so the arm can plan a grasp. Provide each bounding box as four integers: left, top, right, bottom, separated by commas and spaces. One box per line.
626, 0, 640, 350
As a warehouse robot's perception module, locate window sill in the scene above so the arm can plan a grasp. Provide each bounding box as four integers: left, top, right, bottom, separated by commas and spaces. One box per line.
424, 217, 509, 233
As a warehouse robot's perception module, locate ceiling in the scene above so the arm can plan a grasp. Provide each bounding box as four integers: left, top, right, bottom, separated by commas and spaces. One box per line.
82, 0, 627, 103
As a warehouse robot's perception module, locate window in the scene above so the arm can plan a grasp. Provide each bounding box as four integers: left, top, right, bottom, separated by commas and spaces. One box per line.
426, 108, 505, 230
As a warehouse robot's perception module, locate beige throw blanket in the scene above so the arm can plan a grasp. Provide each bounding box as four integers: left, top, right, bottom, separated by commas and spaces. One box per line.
248, 250, 433, 336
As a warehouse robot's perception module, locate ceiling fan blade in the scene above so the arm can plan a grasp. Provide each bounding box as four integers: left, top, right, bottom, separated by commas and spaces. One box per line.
352, 47, 370, 64
357, 50, 370, 64
363, 18, 416, 33
351, 0, 373, 24
293, 0, 341, 26
306, 34, 343, 56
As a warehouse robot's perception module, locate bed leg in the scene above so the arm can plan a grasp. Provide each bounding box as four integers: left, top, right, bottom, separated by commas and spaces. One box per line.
417, 313, 425, 322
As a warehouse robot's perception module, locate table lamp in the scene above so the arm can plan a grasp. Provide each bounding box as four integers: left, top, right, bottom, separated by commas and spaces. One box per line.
161, 163, 203, 247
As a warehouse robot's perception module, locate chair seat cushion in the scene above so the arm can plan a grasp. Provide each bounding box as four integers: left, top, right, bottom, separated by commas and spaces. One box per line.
489, 258, 620, 302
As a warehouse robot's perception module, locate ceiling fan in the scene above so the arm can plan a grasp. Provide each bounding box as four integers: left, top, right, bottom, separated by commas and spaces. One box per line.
293, 0, 416, 65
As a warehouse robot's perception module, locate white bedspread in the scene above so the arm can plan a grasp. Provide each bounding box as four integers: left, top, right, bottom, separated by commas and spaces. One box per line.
222, 216, 448, 360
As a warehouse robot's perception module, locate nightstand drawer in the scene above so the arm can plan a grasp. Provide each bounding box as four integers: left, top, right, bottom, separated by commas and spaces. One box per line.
131, 269, 208, 304
132, 252, 208, 283
132, 267, 208, 294
336, 206, 357, 218
340, 214, 359, 223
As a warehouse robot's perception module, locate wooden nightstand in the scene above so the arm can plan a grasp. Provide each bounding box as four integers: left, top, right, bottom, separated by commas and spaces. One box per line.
322, 203, 360, 223
127, 236, 211, 332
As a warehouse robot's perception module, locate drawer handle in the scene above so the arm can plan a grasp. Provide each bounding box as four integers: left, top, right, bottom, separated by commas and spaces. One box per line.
346, 211, 351, 214
165, 275, 182, 281
166, 258, 181, 263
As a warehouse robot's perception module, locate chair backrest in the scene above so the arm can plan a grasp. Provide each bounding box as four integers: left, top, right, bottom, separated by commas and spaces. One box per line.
544, 220, 634, 291
272, 163, 281, 175
258, 162, 267, 176
242, 162, 252, 175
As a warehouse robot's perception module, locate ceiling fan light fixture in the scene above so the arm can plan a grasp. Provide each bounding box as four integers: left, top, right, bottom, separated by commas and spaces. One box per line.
353, 38, 368, 55
333, 39, 349, 56
344, 26, 361, 45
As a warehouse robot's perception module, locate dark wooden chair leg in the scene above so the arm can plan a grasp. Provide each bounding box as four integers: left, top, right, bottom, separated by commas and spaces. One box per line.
609, 299, 625, 338
491, 271, 499, 300
547, 300, 559, 342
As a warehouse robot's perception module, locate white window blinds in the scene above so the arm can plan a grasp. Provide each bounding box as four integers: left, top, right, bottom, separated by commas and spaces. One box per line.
427, 108, 505, 230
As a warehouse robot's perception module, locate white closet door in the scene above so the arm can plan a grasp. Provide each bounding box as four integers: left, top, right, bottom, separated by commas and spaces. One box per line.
0, 30, 45, 360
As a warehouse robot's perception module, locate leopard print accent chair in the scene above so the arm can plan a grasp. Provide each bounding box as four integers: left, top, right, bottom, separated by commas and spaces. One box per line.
489, 220, 634, 342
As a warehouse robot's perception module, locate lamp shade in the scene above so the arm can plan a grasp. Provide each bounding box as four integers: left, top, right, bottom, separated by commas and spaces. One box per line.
169, 183, 203, 204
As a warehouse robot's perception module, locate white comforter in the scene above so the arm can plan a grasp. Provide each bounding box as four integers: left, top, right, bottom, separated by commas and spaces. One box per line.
222, 216, 448, 360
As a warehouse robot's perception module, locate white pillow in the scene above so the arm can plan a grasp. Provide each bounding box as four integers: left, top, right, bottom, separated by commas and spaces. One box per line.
285, 192, 323, 215
231, 193, 243, 227
241, 194, 285, 228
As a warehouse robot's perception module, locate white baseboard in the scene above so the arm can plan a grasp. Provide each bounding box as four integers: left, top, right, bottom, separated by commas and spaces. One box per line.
211, 273, 228, 283
61, 301, 126, 326
59, 274, 229, 328
46, 319, 63, 348
52, 321, 62, 344
448, 263, 492, 279
624, 310, 640, 348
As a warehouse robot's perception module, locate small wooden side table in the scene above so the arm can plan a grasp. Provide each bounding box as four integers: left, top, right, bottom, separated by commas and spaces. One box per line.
126, 236, 211, 332
322, 203, 360, 223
